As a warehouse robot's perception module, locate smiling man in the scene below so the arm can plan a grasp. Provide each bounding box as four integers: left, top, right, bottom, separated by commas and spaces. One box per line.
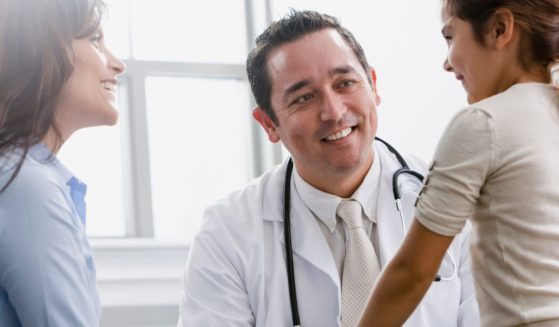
178, 10, 479, 327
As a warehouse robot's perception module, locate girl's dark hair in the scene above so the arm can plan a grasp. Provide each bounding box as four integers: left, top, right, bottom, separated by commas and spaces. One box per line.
0, 0, 105, 192
444, 0, 559, 70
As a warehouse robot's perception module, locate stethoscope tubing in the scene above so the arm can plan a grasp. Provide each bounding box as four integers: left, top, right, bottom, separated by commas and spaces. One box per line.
283, 159, 300, 326
283, 137, 455, 327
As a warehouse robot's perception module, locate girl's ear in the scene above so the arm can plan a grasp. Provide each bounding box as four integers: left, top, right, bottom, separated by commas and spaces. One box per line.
486, 8, 515, 50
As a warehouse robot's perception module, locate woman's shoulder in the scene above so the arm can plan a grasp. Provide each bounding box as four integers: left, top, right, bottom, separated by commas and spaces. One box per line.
0, 151, 66, 206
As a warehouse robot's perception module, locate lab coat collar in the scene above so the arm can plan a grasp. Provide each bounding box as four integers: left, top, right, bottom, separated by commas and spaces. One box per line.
261, 159, 287, 223
291, 148, 381, 233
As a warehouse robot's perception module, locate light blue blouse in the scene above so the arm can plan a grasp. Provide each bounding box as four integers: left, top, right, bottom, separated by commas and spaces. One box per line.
0, 143, 100, 326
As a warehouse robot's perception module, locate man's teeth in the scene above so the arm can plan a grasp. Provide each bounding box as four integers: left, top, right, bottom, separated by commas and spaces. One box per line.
102, 82, 115, 92
325, 127, 352, 141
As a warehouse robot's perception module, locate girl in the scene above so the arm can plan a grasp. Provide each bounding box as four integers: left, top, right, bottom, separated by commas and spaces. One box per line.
360, 0, 559, 326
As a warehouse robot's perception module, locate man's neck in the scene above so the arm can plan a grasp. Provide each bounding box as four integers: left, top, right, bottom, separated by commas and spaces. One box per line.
294, 157, 374, 198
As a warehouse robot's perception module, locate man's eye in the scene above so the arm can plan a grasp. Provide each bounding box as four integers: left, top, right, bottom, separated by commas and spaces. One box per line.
339, 80, 356, 88
294, 94, 313, 105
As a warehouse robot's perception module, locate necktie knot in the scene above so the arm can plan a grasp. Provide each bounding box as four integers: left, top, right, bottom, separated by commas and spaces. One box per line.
337, 199, 363, 229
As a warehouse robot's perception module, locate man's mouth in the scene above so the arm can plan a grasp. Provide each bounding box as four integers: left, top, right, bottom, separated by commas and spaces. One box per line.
324, 127, 353, 141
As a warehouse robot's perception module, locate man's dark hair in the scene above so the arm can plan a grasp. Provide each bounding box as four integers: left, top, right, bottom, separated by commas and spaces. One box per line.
246, 10, 371, 125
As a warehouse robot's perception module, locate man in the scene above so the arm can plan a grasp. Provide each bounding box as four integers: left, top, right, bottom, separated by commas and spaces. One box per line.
178, 10, 478, 327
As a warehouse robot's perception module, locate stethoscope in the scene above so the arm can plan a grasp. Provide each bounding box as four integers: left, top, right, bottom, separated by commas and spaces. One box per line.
283, 137, 457, 327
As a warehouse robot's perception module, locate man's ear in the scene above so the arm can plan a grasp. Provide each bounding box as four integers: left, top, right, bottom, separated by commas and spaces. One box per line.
369, 67, 381, 106
487, 8, 515, 50
253, 107, 280, 143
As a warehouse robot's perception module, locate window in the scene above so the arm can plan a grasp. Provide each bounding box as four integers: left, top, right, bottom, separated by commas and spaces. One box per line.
58, 0, 274, 241
145, 77, 251, 240
58, 126, 127, 236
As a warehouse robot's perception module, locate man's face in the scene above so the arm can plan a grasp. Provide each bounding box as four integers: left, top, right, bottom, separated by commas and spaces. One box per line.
254, 28, 381, 188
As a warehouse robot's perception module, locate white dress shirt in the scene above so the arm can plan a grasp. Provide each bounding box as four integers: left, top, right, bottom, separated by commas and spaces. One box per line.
293, 147, 381, 277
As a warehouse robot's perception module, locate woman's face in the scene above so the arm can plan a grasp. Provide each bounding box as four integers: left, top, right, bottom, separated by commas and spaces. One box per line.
56, 25, 125, 137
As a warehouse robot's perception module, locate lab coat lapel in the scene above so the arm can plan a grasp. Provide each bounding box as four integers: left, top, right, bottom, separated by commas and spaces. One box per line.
282, 194, 340, 288
262, 160, 340, 288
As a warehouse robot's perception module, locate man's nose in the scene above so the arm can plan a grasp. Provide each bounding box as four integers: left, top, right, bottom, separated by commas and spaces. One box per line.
320, 90, 346, 122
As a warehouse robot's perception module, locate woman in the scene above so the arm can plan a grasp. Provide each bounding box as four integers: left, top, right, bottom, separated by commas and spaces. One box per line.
0, 0, 125, 325
359, 0, 559, 326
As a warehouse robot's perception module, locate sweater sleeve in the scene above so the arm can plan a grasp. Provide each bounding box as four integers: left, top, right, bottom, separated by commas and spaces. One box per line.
415, 107, 495, 236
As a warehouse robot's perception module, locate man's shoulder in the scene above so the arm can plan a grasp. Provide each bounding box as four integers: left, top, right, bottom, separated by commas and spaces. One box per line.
189, 162, 288, 261
375, 140, 428, 174
200, 161, 287, 228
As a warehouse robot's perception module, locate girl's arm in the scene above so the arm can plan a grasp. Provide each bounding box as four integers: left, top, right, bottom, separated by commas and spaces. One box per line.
358, 219, 454, 326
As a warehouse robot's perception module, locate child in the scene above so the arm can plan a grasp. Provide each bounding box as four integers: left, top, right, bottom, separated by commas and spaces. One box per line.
360, 0, 559, 326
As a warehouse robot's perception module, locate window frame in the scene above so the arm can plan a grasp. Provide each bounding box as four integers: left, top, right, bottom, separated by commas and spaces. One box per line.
103, 0, 282, 239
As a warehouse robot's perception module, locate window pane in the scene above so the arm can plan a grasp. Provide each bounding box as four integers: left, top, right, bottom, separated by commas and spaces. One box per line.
145, 77, 251, 241
103, 0, 131, 60
58, 125, 126, 237
129, 0, 247, 63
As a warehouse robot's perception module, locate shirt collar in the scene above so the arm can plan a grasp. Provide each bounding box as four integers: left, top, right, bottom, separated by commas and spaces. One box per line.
293, 146, 381, 233
352, 146, 382, 224
293, 168, 340, 232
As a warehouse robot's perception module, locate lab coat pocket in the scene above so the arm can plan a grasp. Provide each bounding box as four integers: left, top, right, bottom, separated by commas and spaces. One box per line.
416, 278, 461, 326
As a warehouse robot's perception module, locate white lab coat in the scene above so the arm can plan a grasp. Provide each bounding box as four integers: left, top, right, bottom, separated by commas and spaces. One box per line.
179, 141, 479, 327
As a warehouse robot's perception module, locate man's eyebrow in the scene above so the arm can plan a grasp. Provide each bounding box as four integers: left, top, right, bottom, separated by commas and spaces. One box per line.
284, 79, 311, 101
329, 65, 357, 76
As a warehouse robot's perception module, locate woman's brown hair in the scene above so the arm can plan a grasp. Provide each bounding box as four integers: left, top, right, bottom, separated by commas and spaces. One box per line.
0, 0, 105, 192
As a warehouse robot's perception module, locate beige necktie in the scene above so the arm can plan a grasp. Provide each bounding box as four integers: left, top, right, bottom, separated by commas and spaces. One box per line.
338, 199, 381, 327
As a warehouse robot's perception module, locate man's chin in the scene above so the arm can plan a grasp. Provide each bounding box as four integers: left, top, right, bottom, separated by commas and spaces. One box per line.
326, 156, 370, 175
